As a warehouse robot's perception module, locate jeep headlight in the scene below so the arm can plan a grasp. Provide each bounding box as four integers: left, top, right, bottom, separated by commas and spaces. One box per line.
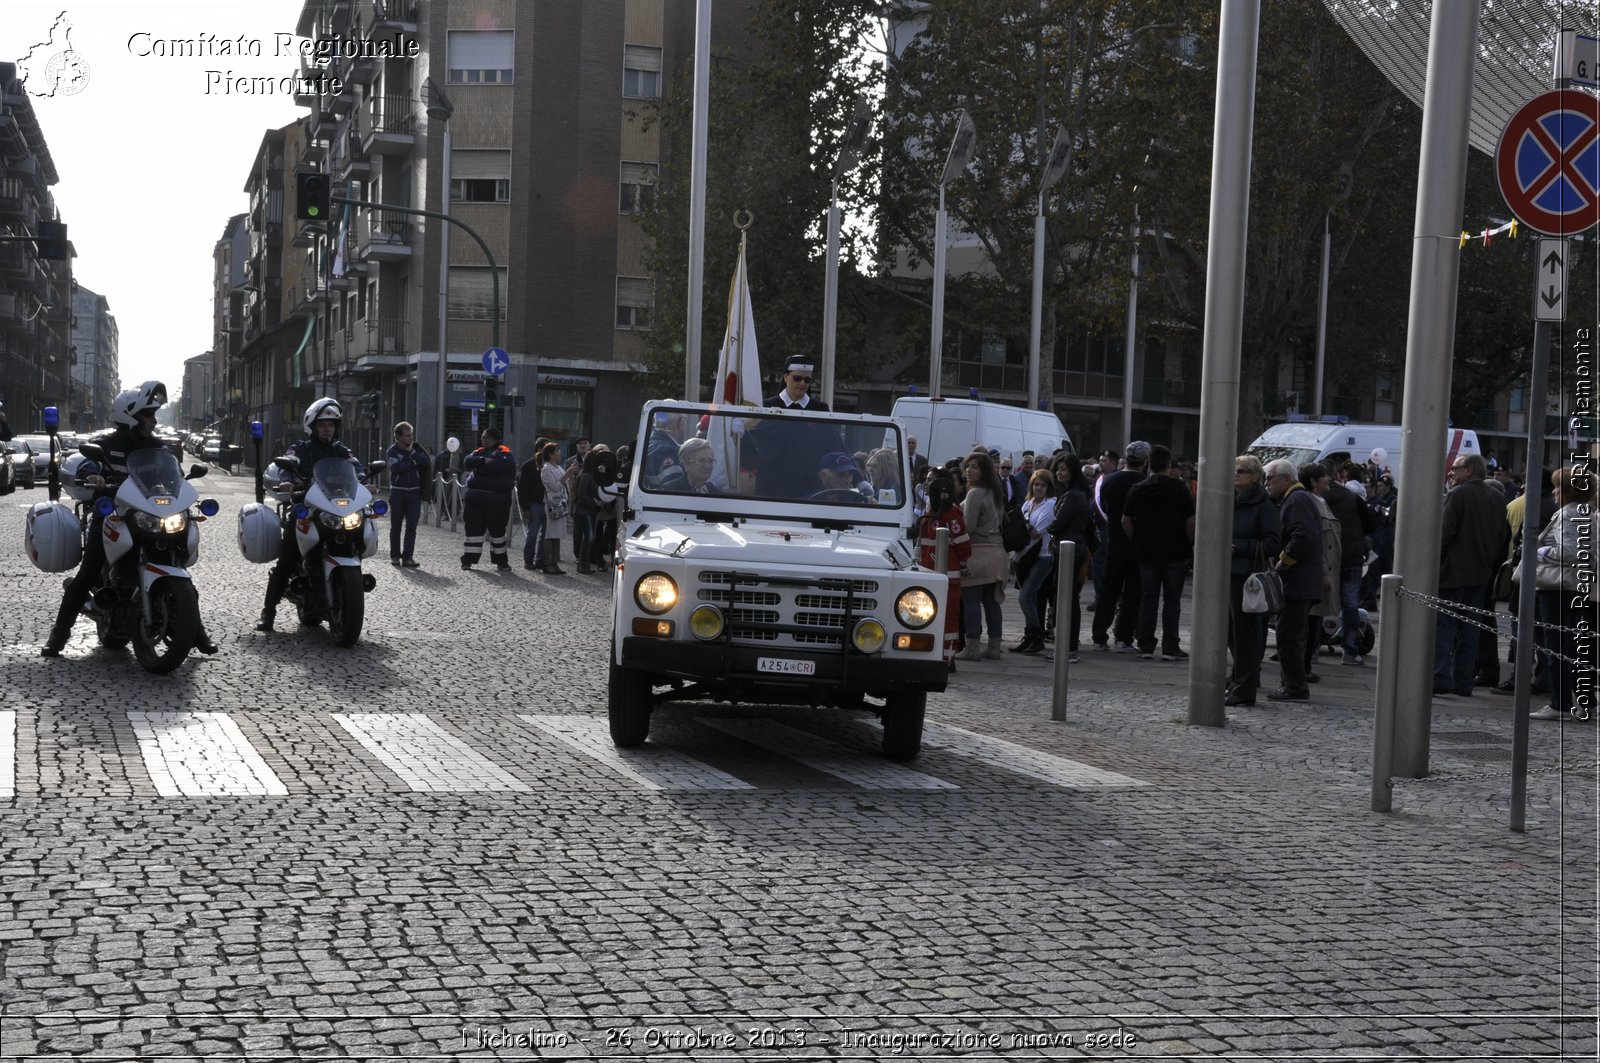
634, 572, 679, 615
852, 618, 887, 654
689, 605, 725, 640
895, 588, 937, 629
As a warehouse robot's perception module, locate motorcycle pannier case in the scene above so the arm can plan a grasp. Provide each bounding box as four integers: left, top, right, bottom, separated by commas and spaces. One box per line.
26, 501, 82, 573
238, 502, 282, 564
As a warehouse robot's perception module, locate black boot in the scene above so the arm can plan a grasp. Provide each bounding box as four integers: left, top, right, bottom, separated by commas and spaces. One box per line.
40, 624, 70, 657
1008, 628, 1038, 653
195, 627, 219, 655
254, 610, 274, 633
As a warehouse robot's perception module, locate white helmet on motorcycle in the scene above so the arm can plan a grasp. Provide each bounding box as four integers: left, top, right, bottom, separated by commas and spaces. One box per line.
237, 502, 282, 564
303, 397, 342, 435
110, 380, 168, 427
25, 500, 83, 573
60, 452, 97, 502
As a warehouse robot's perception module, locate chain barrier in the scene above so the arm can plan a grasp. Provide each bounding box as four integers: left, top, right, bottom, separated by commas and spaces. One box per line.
1401, 759, 1600, 785
1394, 586, 1592, 670
431, 474, 464, 531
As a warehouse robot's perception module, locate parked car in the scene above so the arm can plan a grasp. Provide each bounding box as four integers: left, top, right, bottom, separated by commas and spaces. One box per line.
5, 438, 38, 489
0, 443, 14, 494
16, 434, 56, 487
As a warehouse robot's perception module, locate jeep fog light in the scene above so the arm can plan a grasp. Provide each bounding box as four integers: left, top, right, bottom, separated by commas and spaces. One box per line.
634, 572, 679, 614
690, 605, 724, 640
895, 587, 937, 629
851, 618, 887, 654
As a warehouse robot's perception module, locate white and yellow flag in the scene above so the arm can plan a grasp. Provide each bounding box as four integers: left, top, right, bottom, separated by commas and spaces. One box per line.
708, 233, 762, 489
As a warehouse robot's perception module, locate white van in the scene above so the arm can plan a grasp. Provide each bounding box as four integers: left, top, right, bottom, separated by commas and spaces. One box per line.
890, 397, 1073, 467
1246, 420, 1480, 485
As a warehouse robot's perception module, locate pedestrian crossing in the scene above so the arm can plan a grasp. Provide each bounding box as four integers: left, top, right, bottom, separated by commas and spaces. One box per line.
3, 709, 1149, 799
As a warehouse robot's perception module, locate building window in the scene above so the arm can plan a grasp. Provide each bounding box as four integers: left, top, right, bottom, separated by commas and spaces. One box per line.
448, 30, 513, 84
447, 266, 509, 320
615, 276, 653, 330
619, 162, 657, 214
623, 45, 662, 98
452, 178, 510, 203
1509, 379, 1525, 412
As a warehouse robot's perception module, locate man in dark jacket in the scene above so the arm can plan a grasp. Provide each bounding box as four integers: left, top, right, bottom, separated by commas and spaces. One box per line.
1265, 458, 1324, 700
1324, 474, 1374, 664
1090, 441, 1150, 652
1226, 457, 1281, 706
517, 437, 549, 571
1121, 445, 1196, 660
385, 421, 430, 568
1433, 453, 1509, 696
460, 426, 517, 571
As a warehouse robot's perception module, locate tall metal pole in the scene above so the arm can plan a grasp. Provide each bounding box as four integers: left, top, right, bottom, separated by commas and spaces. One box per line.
1028, 197, 1045, 410
1120, 216, 1138, 447
1185, 0, 1261, 727
1313, 211, 1330, 417
684, 0, 712, 403
1509, 317, 1550, 832
435, 118, 452, 454
930, 183, 948, 399
822, 179, 843, 411
1389, 1, 1481, 778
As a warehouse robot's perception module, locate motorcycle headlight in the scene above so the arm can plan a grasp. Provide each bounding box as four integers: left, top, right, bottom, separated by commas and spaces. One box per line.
318, 511, 341, 529
895, 588, 938, 629
633, 572, 678, 615
159, 513, 188, 535
341, 512, 363, 531
132, 512, 158, 533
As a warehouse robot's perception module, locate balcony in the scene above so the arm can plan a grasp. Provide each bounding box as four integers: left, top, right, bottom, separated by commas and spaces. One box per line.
368, 0, 420, 37
365, 315, 407, 356
360, 95, 416, 156
0, 240, 28, 279
0, 176, 27, 218
359, 209, 412, 260
0, 292, 27, 333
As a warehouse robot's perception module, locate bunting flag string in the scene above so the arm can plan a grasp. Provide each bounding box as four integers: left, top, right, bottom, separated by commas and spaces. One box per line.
1458, 218, 1517, 249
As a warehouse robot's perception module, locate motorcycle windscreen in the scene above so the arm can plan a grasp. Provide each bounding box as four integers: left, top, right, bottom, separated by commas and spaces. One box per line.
310, 458, 360, 502
125, 449, 185, 498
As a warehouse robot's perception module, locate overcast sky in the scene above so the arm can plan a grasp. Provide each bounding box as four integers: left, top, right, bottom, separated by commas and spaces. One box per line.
10, 1, 306, 398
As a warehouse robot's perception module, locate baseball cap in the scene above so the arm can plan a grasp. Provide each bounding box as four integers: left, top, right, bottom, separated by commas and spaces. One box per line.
1124, 440, 1151, 461
819, 451, 857, 473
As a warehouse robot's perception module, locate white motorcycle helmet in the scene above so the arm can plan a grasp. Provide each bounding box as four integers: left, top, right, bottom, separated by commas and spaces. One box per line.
60, 452, 97, 502
237, 502, 282, 564
303, 397, 342, 434
25, 500, 83, 573
110, 380, 168, 428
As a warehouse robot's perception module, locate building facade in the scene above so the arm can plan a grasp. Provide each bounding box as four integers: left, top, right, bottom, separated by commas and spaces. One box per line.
68, 285, 118, 429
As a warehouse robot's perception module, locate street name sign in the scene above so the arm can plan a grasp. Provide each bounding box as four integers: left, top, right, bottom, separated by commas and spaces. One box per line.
1555, 31, 1599, 89
1494, 89, 1600, 235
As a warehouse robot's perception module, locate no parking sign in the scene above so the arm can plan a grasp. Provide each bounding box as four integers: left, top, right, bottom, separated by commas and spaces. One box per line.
1495, 89, 1600, 235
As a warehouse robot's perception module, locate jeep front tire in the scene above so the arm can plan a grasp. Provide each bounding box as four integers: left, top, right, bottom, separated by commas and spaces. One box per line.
880, 690, 925, 761
608, 657, 654, 747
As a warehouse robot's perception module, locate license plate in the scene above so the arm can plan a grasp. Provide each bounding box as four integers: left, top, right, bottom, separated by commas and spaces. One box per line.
756, 656, 816, 676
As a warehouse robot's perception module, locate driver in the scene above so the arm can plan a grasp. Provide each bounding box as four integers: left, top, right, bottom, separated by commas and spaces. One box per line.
41, 381, 219, 658
815, 451, 867, 499
255, 398, 360, 632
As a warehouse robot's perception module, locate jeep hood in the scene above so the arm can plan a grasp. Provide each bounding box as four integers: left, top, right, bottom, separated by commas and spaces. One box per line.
626, 521, 913, 570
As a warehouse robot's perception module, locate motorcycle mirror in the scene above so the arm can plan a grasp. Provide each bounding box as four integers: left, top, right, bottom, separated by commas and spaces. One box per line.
368, 461, 387, 479
186, 464, 209, 480
78, 442, 104, 462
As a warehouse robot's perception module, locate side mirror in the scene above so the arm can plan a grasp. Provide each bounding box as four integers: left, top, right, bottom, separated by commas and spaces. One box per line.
79, 442, 105, 461
368, 461, 387, 479
186, 464, 209, 480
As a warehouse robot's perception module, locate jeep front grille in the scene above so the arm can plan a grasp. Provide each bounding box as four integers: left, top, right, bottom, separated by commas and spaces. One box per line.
696, 569, 874, 651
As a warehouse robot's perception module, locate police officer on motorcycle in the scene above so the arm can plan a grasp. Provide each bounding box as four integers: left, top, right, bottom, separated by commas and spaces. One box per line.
255, 397, 361, 632
42, 381, 220, 658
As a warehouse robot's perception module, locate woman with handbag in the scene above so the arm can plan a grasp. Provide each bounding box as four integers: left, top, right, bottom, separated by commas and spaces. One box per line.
1009, 470, 1058, 655
538, 442, 574, 574
1526, 466, 1596, 721
1226, 455, 1281, 706
958, 452, 1008, 660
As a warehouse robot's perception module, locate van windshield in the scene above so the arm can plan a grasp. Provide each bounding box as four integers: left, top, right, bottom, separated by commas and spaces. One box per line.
639, 408, 905, 509
1248, 445, 1320, 468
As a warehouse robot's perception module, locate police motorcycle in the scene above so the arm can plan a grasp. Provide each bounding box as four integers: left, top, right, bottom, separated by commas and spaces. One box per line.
237, 420, 386, 647
25, 406, 219, 673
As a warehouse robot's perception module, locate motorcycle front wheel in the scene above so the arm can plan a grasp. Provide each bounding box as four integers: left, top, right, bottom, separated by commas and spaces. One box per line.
328, 565, 365, 647
133, 578, 200, 674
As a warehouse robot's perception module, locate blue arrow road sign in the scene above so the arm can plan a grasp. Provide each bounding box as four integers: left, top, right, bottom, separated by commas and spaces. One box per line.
481, 347, 510, 377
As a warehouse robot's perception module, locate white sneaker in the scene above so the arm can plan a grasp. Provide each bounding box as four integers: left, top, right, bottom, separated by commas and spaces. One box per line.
1115, 641, 1137, 654
1529, 705, 1563, 721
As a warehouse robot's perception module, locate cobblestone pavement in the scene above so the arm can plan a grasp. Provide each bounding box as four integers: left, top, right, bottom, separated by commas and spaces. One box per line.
1, 473, 1595, 1059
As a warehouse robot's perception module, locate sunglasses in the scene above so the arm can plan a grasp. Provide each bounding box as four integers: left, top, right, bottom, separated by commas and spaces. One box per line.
789, 375, 813, 384
999, 465, 1013, 471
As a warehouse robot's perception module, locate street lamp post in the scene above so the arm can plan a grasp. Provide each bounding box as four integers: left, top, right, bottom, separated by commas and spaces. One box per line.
424, 77, 454, 457
929, 110, 976, 399
1027, 126, 1072, 411
820, 99, 872, 411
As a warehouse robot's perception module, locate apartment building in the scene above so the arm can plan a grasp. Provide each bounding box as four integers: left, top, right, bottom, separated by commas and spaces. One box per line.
252, 0, 755, 463
68, 284, 119, 429
0, 63, 74, 432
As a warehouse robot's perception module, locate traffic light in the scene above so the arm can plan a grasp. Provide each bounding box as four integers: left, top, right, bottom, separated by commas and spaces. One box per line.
483, 377, 499, 411
35, 221, 68, 260
295, 170, 330, 220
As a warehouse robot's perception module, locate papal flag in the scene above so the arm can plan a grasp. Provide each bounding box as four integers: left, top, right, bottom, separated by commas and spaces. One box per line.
707, 232, 762, 489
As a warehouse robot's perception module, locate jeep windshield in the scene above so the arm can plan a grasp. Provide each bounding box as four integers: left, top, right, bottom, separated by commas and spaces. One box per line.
637, 406, 908, 511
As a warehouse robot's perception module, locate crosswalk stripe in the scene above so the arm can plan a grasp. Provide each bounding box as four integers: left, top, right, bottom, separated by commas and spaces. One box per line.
920, 721, 1147, 788
0, 711, 13, 799
126, 712, 289, 797
332, 713, 528, 793
699, 718, 958, 790
519, 715, 755, 791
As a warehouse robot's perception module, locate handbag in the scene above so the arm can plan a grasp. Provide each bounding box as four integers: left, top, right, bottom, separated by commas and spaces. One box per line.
1241, 544, 1283, 614
546, 489, 570, 520
1493, 557, 1515, 601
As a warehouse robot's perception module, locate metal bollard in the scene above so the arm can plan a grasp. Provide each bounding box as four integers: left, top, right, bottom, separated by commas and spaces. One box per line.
1370, 573, 1403, 812
1051, 541, 1075, 722
432, 473, 447, 528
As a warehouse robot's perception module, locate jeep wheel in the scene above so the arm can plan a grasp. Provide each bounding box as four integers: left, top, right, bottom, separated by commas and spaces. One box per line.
608, 659, 654, 747
880, 690, 925, 761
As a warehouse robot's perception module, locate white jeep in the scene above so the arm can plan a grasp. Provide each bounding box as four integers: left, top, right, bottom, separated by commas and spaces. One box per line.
608, 401, 949, 759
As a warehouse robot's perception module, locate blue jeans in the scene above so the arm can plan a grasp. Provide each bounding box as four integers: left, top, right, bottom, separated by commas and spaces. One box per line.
1019, 553, 1055, 631
1432, 584, 1485, 693
522, 502, 545, 566
1339, 564, 1363, 655
387, 489, 422, 561
1136, 560, 1187, 653
962, 581, 1002, 640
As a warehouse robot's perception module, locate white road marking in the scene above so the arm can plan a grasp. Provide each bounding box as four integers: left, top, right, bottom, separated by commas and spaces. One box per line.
520, 715, 754, 791
0, 711, 14, 798
698, 718, 958, 790
126, 711, 289, 797
332, 713, 528, 792
920, 720, 1147, 788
